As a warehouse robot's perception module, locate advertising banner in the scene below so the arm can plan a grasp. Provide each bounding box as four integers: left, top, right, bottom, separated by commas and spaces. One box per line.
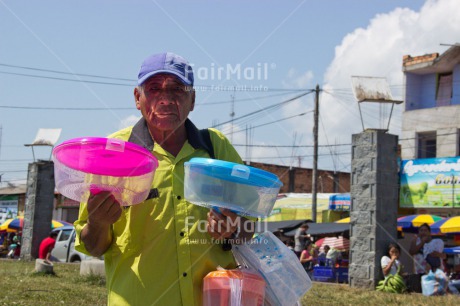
400, 157, 460, 208
0, 195, 19, 224
328, 194, 351, 211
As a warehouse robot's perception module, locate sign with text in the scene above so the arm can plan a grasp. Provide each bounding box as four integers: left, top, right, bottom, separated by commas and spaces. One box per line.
400, 157, 460, 208
0, 195, 19, 224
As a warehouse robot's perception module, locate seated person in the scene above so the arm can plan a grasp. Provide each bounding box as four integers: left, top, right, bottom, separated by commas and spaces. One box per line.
317, 245, 330, 266
381, 243, 401, 277
300, 242, 314, 272
38, 231, 58, 264
326, 247, 342, 267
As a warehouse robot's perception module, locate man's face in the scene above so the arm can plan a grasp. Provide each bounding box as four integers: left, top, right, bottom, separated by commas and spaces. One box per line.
135, 74, 195, 132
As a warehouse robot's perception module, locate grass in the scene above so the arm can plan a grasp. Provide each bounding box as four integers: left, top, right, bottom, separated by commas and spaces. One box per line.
0, 259, 458, 305
0, 259, 106, 306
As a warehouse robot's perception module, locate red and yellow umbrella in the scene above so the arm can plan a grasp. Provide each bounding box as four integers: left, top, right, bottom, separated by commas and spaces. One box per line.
397, 214, 444, 233
0, 216, 72, 232
431, 216, 460, 234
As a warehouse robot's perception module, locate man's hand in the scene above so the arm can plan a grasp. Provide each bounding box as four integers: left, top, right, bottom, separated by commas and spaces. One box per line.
206, 208, 239, 240
87, 191, 122, 228
81, 191, 122, 257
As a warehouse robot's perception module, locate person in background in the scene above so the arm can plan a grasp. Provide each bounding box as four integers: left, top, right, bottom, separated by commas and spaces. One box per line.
285, 240, 295, 252
410, 223, 446, 274
326, 247, 342, 267
74, 52, 255, 306
381, 243, 402, 277
294, 223, 310, 258
318, 245, 330, 266
311, 245, 319, 266
300, 242, 314, 274
38, 231, 58, 264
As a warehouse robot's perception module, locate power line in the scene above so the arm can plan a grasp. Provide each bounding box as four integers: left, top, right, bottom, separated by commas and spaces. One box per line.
213, 91, 312, 127
221, 111, 312, 134
0, 62, 134, 82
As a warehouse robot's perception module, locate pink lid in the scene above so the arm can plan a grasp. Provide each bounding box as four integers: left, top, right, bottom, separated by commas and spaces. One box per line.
52, 137, 158, 177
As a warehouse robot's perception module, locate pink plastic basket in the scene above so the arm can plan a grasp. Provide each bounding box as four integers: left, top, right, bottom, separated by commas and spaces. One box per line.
52, 137, 158, 206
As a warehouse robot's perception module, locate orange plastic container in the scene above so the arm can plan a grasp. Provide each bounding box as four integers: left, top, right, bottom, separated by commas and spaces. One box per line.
203, 269, 265, 306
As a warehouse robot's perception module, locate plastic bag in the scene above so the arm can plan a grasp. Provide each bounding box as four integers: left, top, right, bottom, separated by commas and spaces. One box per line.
421, 268, 449, 296
232, 232, 312, 306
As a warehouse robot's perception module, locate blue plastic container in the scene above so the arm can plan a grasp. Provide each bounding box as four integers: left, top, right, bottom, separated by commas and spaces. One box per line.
184, 158, 283, 218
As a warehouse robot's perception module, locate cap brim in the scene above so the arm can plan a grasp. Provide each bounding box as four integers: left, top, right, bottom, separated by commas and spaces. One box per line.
137, 70, 192, 86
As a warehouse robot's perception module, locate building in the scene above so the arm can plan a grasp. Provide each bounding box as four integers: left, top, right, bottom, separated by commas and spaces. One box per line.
401, 45, 460, 160
400, 45, 460, 217
1, 161, 350, 224
249, 161, 350, 193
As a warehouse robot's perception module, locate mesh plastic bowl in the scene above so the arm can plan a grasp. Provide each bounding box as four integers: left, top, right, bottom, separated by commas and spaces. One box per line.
52, 137, 158, 206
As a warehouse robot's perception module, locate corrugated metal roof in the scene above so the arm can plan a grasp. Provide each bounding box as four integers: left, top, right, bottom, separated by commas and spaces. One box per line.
0, 184, 27, 195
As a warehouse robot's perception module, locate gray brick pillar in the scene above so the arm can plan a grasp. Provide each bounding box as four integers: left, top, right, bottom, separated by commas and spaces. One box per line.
20, 161, 55, 261
349, 129, 399, 288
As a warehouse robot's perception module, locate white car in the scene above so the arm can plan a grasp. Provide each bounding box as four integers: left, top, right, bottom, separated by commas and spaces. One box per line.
50, 225, 94, 262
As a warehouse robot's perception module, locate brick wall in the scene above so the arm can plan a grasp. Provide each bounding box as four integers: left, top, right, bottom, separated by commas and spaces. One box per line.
248, 161, 350, 193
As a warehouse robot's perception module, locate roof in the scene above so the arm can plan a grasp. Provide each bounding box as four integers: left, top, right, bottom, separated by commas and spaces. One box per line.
403, 44, 460, 74
255, 220, 306, 234
284, 222, 349, 236
0, 184, 27, 195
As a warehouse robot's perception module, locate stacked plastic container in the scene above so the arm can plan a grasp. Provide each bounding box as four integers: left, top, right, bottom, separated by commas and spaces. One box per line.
203, 269, 265, 306
184, 158, 282, 218
52, 137, 158, 206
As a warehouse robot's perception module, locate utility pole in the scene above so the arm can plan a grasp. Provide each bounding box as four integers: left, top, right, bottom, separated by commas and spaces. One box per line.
230, 88, 236, 142
312, 85, 320, 222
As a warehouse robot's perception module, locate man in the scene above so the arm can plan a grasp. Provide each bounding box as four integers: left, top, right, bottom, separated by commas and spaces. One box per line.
409, 223, 446, 292
38, 231, 58, 263
294, 222, 310, 258
409, 223, 446, 273
75, 52, 255, 306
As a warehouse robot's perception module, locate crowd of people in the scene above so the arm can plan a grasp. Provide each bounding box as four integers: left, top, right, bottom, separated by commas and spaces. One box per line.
379, 223, 457, 295
284, 222, 347, 279
0, 231, 21, 258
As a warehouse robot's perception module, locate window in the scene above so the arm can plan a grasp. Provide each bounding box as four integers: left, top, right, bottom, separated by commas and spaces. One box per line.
458, 129, 460, 156
58, 229, 72, 242
436, 73, 453, 106
417, 132, 436, 158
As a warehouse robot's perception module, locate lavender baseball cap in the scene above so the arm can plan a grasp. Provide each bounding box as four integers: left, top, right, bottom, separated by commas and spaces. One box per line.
137, 52, 194, 86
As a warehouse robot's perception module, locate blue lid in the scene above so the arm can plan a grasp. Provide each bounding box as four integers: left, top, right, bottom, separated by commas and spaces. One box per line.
185, 158, 282, 188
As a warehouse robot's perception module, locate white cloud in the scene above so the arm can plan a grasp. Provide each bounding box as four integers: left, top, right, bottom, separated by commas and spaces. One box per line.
246, 0, 460, 171
119, 115, 141, 130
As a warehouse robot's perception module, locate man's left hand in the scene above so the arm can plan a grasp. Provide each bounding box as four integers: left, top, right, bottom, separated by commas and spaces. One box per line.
206, 208, 239, 240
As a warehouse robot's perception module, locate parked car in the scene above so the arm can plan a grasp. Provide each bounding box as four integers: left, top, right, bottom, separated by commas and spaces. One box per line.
50, 225, 94, 262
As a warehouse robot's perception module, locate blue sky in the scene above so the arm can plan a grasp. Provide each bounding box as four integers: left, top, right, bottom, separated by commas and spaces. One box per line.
1, 0, 458, 185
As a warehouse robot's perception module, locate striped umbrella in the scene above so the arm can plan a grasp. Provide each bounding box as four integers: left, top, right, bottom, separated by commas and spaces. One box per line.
0, 216, 72, 232
431, 216, 460, 234
397, 214, 444, 233
315, 236, 350, 250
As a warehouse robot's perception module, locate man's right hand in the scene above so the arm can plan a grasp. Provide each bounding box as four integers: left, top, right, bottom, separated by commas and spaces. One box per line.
87, 191, 122, 227
81, 191, 122, 257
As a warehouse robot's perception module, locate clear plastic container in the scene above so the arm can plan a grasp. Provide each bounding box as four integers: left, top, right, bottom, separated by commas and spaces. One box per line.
203, 269, 265, 306
184, 158, 282, 218
52, 137, 158, 206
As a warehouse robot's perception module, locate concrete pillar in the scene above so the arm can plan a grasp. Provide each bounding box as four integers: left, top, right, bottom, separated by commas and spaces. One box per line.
20, 161, 55, 261
349, 129, 399, 288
